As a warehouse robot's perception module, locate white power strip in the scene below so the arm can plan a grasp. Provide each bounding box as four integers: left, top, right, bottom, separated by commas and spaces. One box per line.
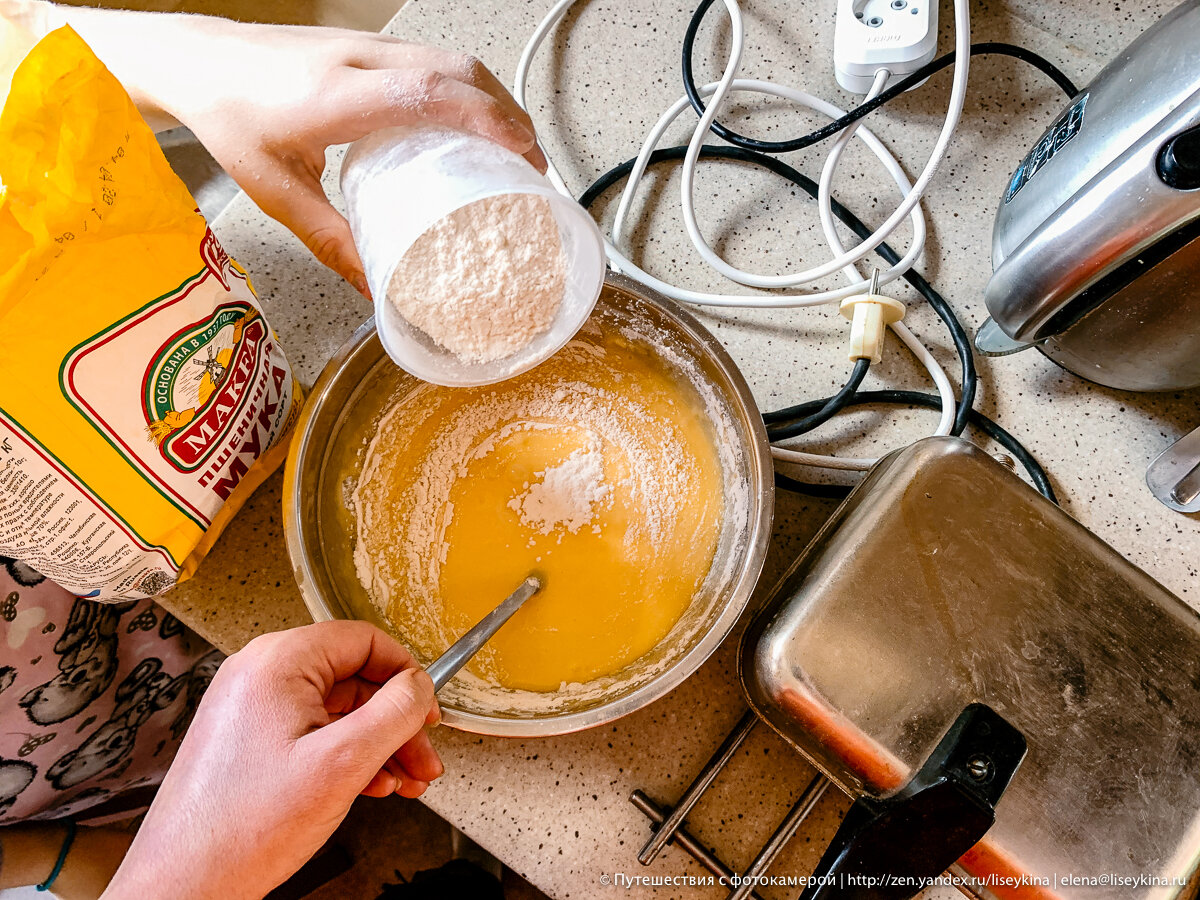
834, 0, 938, 92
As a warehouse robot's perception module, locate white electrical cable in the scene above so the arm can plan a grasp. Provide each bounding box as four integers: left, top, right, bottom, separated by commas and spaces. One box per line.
768, 319, 955, 470
768, 446, 878, 470
676, 8, 911, 288
768, 66, 955, 469
819, 68, 955, 438
609, 79, 926, 304
820, 68, 892, 285
513, 0, 580, 196
513, 0, 970, 470
892, 322, 955, 436
515, 0, 970, 304
768, 71, 890, 471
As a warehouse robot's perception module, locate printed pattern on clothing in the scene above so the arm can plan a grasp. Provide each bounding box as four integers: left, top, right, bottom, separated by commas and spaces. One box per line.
0, 556, 222, 822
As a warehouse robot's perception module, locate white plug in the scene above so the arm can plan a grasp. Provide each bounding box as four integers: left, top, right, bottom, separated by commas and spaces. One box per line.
839, 270, 906, 363
834, 0, 938, 93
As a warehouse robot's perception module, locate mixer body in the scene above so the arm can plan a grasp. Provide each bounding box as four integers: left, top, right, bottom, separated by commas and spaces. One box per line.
1035, 230, 1200, 392
981, 0, 1200, 392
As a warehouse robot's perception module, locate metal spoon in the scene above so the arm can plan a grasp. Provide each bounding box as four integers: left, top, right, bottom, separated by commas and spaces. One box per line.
426, 576, 543, 691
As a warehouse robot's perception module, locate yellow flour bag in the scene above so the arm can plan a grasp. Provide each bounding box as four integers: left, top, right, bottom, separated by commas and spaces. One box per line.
0, 27, 300, 600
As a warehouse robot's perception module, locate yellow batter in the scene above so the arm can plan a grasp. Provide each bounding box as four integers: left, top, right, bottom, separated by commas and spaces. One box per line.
351, 319, 724, 692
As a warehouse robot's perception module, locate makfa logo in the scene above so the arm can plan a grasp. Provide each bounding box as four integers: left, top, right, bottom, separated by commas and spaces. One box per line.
141, 302, 267, 472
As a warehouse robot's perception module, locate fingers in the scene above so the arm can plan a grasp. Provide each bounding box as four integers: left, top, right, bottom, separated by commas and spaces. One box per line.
361, 731, 444, 800
338, 46, 548, 173
396, 777, 429, 799
304, 620, 424, 690
324, 676, 438, 728
242, 166, 371, 297
361, 768, 400, 798
324, 670, 441, 723
334, 67, 537, 162
366, 668, 438, 741
383, 757, 430, 799
341, 40, 534, 138
393, 728, 444, 784
526, 141, 549, 175
324, 675, 381, 716
307, 665, 438, 781
250, 622, 444, 796
360, 765, 431, 799
381, 721, 443, 799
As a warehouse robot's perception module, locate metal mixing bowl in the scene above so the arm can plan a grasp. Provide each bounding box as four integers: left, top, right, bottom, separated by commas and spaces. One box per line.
283, 273, 773, 736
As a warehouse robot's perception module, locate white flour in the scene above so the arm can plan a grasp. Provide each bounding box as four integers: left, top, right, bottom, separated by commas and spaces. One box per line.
386, 193, 566, 362
508, 442, 611, 535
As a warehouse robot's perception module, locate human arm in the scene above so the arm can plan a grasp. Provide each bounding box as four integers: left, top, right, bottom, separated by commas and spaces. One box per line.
2, 1, 546, 295
99, 620, 443, 900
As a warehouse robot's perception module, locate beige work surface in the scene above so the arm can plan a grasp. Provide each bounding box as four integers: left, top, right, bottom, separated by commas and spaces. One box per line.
158, 0, 1200, 897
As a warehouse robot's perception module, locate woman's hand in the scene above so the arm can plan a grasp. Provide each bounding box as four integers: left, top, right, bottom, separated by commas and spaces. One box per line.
61, 9, 547, 295
101, 620, 443, 900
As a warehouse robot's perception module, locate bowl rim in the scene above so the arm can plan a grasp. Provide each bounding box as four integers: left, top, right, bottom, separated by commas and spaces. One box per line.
282, 270, 775, 737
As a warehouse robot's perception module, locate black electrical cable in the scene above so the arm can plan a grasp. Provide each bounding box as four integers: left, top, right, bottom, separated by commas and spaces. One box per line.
770, 391, 1058, 502
775, 471, 853, 499
577, 144, 977, 436
573, 8, 1061, 500
577, 148, 1055, 502
766, 358, 869, 440
682, 0, 1079, 155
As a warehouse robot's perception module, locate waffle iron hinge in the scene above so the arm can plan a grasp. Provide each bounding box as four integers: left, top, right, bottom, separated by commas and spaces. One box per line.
801, 703, 1027, 899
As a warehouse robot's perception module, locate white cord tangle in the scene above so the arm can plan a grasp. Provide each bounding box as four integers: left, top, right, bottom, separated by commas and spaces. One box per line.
610, 79, 926, 304
770, 67, 956, 471
818, 71, 956, 442
513, 0, 971, 470
820, 69, 894, 286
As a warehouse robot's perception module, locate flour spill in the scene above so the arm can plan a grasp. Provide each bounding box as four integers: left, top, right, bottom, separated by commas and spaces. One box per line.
508, 441, 612, 537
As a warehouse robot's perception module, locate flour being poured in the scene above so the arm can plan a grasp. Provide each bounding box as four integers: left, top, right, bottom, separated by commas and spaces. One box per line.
386, 193, 567, 362
508, 442, 611, 535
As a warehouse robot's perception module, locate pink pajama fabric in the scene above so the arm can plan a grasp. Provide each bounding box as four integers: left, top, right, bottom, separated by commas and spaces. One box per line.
0, 559, 221, 823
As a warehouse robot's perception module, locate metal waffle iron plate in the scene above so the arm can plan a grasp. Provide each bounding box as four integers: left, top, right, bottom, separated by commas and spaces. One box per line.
741, 436, 1200, 898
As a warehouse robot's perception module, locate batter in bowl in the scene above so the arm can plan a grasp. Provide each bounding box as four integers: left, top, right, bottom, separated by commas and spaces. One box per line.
351, 317, 724, 692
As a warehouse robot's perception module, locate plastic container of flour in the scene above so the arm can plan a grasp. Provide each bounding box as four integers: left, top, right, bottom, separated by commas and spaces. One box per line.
341, 126, 606, 386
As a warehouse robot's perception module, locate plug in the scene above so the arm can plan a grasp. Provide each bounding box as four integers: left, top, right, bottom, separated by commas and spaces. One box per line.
840, 271, 906, 363
834, 0, 938, 93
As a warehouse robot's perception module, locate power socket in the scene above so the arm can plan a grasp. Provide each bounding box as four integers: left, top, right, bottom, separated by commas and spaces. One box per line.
834, 0, 938, 93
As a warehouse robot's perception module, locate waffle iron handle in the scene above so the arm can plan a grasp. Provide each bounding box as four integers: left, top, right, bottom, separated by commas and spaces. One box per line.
799, 703, 1027, 900
1147, 425, 1200, 514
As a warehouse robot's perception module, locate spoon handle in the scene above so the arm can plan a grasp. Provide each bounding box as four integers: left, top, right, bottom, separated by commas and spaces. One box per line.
426, 576, 542, 691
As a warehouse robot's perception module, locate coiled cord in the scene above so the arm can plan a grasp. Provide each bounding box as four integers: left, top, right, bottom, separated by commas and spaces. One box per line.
682, 0, 1078, 154
522, 0, 1061, 498
580, 145, 1056, 501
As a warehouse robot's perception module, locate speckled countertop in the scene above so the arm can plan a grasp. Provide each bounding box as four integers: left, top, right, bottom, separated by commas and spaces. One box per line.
156, 0, 1199, 897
